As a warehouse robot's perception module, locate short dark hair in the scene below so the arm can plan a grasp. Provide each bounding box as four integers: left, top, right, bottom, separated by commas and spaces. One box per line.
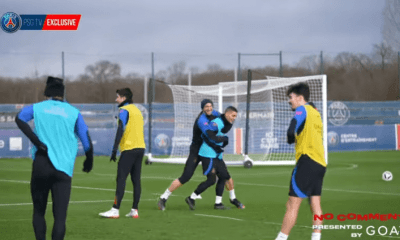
116, 88, 133, 102
286, 83, 310, 102
225, 106, 238, 113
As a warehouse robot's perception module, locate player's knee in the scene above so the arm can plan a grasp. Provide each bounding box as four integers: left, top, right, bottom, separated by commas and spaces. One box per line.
206, 174, 217, 185
178, 175, 191, 185
220, 173, 231, 182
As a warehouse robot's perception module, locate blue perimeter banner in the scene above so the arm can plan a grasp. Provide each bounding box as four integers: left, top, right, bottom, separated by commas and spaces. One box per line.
0, 125, 397, 158
327, 125, 396, 152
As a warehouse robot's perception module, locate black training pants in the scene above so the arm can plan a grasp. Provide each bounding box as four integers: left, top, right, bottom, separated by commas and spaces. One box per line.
178, 144, 201, 184
30, 151, 72, 240
194, 156, 231, 197
113, 148, 145, 210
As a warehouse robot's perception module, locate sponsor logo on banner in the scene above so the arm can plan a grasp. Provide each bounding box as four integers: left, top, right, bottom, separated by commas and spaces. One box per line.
154, 134, 170, 149
135, 104, 148, 125
340, 133, 377, 143
328, 101, 350, 126
237, 111, 274, 120
1, 12, 22, 33
9, 137, 22, 151
260, 132, 279, 149
327, 131, 339, 146
172, 137, 191, 147
0, 140, 4, 149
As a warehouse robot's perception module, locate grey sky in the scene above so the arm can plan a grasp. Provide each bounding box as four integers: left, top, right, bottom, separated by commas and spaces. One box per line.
0, 0, 385, 79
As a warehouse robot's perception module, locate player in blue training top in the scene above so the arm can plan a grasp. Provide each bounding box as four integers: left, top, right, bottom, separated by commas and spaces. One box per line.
15, 76, 93, 240
274, 83, 326, 240
185, 106, 244, 210
158, 100, 242, 210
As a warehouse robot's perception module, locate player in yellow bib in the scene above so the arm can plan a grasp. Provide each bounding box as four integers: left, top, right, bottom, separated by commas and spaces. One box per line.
275, 83, 326, 240
99, 88, 145, 219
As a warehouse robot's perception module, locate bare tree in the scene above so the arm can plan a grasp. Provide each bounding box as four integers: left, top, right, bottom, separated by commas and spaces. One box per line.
373, 42, 394, 71
167, 61, 186, 83
206, 63, 222, 72
382, 0, 400, 51
85, 60, 121, 83
334, 52, 357, 71
84, 61, 121, 102
296, 55, 319, 74
351, 53, 376, 78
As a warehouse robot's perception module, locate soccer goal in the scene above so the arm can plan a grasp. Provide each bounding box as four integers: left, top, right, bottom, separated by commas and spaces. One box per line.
147, 75, 327, 167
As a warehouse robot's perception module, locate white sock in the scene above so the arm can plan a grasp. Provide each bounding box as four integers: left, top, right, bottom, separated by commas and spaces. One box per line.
275, 231, 288, 240
311, 232, 321, 240
215, 196, 222, 204
190, 192, 198, 200
160, 189, 172, 200
229, 189, 236, 200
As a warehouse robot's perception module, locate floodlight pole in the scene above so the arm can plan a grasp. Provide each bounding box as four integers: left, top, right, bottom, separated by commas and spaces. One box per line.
149, 52, 155, 155
320, 51, 324, 74
62, 51, 65, 100
245, 70, 252, 155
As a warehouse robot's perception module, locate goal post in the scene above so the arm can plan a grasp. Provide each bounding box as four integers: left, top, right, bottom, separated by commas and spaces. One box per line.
147, 75, 328, 167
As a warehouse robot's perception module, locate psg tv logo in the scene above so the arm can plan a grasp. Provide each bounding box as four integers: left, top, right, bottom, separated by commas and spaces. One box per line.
1, 12, 22, 33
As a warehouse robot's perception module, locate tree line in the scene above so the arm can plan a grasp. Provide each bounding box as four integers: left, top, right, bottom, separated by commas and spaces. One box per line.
0, 46, 399, 104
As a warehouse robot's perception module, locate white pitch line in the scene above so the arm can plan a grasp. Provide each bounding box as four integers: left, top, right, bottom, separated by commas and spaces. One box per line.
195, 213, 243, 221
0, 179, 30, 184
195, 214, 313, 230
263, 221, 311, 229
2, 176, 400, 197
0, 199, 156, 207
0, 219, 31, 221
234, 181, 400, 196
72, 186, 132, 194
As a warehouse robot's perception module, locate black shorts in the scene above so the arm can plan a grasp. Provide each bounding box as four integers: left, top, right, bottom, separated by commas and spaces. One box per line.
289, 154, 326, 198
199, 156, 231, 180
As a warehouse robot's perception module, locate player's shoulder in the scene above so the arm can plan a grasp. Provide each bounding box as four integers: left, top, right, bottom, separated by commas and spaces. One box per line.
198, 113, 209, 123
295, 105, 306, 115
66, 102, 80, 112
60, 102, 81, 114
212, 117, 224, 126
212, 110, 220, 117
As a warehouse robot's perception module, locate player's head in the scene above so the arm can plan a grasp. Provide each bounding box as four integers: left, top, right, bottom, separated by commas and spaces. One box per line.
44, 76, 64, 99
201, 99, 213, 116
116, 88, 133, 104
287, 83, 309, 111
224, 106, 238, 124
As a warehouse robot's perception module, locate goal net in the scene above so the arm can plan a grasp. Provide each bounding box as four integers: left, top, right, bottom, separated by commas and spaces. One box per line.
147, 75, 327, 166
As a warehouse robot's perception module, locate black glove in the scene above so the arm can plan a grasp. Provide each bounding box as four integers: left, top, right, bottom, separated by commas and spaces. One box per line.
110, 150, 117, 162
83, 157, 93, 173
222, 136, 229, 148
36, 142, 48, 153
214, 146, 224, 154
83, 149, 93, 173
202, 133, 224, 154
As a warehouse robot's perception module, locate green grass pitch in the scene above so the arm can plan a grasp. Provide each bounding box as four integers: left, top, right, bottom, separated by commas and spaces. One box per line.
1, 151, 400, 240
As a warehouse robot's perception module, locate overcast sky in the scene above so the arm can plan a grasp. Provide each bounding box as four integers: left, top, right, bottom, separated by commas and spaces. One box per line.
0, 0, 385, 79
